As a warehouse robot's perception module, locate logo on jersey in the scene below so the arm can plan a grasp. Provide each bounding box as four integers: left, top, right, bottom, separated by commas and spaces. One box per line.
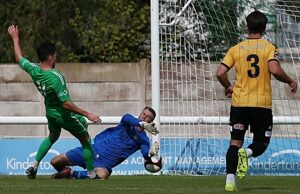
58, 90, 68, 97
274, 50, 279, 60
273, 44, 279, 60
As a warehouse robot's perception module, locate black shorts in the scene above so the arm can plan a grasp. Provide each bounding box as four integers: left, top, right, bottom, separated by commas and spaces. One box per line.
229, 106, 273, 143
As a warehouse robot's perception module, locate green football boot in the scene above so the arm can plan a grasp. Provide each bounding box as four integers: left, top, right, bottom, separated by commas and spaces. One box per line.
225, 183, 238, 192
237, 148, 248, 179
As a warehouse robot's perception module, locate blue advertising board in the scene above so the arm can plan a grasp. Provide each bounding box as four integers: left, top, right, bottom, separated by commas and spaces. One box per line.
1, 137, 300, 175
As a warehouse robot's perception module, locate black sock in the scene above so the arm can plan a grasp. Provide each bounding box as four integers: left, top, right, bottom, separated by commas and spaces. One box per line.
226, 145, 239, 174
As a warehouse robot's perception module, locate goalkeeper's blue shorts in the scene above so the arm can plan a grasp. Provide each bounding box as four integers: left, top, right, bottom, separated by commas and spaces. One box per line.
66, 145, 112, 175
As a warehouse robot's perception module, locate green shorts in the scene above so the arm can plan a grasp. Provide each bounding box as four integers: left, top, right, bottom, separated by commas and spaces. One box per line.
47, 113, 89, 138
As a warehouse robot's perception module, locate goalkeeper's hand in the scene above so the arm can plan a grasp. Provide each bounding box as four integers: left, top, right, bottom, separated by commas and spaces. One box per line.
139, 121, 159, 135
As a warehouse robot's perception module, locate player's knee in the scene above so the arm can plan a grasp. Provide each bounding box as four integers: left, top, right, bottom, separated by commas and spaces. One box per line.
248, 142, 268, 157
95, 168, 110, 180
78, 135, 92, 145
100, 174, 109, 180
50, 156, 59, 168
50, 154, 69, 171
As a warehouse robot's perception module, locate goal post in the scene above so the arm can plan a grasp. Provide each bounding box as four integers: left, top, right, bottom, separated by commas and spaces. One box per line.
151, 0, 161, 156
152, 0, 300, 175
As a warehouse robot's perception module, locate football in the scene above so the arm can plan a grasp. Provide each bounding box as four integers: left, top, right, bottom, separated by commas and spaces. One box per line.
144, 155, 162, 173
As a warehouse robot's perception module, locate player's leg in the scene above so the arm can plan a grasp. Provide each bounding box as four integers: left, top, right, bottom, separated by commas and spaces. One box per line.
226, 139, 243, 192
237, 108, 272, 180
52, 146, 109, 180
51, 153, 73, 172
70, 167, 110, 179
247, 108, 272, 157
26, 119, 61, 179
225, 106, 248, 191
51, 146, 87, 179
72, 149, 112, 179
50, 154, 74, 179
95, 167, 110, 179
93, 157, 112, 179
62, 114, 95, 178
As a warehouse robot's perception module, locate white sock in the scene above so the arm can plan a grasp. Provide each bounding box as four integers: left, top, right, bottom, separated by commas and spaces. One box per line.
88, 170, 96, 179
246, 148, 253, 158
32, 160, 40, 169
226, 173, 236, 185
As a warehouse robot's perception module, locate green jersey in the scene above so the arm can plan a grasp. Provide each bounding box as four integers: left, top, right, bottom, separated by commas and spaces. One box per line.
19, 57, 72, 119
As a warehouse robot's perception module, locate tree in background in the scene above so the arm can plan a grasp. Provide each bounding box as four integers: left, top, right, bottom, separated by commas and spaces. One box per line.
195, 0, 243, 61
69, 0, 150, 62
0, 0, 150, 63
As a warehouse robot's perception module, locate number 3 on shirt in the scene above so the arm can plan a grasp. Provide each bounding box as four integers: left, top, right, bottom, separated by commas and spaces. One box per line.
247, 54, 259, 78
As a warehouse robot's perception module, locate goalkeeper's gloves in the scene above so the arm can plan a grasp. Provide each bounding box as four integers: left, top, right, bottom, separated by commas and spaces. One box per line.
139, 121, 159, 135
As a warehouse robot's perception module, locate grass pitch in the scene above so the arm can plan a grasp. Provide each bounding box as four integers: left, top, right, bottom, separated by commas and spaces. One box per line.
0, 175, 300, 194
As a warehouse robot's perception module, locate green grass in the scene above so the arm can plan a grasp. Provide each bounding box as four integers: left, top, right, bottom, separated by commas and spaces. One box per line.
1, 175, 300, 194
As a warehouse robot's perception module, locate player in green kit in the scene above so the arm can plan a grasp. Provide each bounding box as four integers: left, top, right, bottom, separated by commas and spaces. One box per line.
8, 25, 102, 179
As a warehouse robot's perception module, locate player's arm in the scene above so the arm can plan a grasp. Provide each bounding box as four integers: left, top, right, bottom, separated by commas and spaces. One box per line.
121, 113, 158, 135
268, 60, 297, 93
217, 47, 235, 98
62, 101, 101, 123
216, 63, 233, 98
120, 113, 141, 126
53, 77, 101, 123
8, 25, 22, 63
139, 134, 152, 160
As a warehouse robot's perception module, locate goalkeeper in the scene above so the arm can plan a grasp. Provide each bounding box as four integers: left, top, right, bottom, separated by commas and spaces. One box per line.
50, 106, 158, 179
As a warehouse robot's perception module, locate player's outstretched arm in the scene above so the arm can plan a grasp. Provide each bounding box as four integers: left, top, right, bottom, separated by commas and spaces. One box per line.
120, 113, 159, 135
62, 101, 101, 123
8, 25, 22, 63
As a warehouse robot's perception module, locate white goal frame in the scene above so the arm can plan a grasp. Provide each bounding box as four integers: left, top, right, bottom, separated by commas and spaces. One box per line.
2, 116, 300, 125
149, 0, 300, 176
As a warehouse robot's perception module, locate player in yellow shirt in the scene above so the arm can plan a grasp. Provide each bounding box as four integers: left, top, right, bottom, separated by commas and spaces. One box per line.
216, 10, 297, 191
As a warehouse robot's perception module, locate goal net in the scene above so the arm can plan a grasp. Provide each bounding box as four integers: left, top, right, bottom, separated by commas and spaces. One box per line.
157, 0, 300, 175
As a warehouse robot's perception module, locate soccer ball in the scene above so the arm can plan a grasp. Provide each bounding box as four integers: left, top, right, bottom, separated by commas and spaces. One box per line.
144, 155, 162, 173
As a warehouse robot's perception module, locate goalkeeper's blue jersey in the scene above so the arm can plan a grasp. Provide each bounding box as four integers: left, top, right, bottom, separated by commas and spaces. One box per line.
93, 113, 150, 168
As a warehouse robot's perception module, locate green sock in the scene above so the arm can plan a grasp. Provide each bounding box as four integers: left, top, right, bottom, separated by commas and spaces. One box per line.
35, 137, 54, 162
81, 142, 94, 171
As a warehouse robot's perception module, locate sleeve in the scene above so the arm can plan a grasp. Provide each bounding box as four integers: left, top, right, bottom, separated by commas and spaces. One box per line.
120, 113, 141, 127
268, 44, 280, 62
221, 47, 234, 70
19, 57, 38, 75
139, 133, 151, 159
52, 73, 71, 103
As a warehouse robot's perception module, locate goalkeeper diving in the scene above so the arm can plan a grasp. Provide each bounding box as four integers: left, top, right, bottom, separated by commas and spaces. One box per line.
50, 106, 159, 179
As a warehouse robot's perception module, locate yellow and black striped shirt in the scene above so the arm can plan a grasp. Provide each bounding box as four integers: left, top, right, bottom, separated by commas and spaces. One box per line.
221, 38, 279, 109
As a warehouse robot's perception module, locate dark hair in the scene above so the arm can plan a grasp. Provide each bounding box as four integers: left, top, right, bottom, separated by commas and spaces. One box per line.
36, 42, 56, 62
144, 106, 156, 120
246, 10, 268, 34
